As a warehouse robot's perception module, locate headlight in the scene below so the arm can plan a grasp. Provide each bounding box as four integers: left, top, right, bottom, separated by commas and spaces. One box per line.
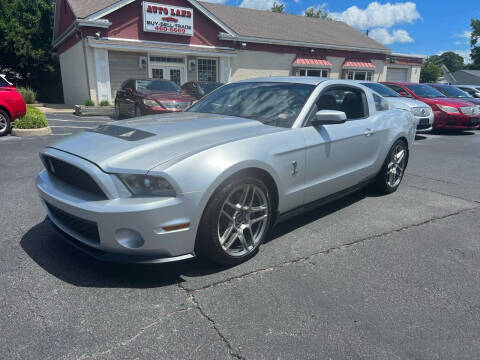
143, 99, 159, 107
438, 104, 460, 114
117, 174, 176, 197
412, 107, 431, 117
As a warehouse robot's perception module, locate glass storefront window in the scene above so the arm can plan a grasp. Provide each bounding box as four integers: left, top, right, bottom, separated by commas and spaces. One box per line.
346, 70, 373, 81
299, 69, 329, 77
198, 58, 217, 82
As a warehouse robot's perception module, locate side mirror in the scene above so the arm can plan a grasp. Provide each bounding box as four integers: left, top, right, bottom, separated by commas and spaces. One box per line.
398, 91, 410, 97
125, 88, 133, 93
311, 110, 347, 126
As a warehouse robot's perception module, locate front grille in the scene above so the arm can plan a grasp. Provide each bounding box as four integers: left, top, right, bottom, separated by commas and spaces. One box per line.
46, 202, 100, 244
42, 155, 107, 199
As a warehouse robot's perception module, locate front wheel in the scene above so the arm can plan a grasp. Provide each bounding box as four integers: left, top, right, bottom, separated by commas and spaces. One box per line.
135, 104, 142, 118
375, 139, 408, 194
0, 109, 11, 136
114, 99, 121, 119
196, 176, 272, 265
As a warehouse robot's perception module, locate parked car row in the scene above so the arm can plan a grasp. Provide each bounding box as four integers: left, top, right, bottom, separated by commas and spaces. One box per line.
381, 82, 479, 131
113, 77, 480, 133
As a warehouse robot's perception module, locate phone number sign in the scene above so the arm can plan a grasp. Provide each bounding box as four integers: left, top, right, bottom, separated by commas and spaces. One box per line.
143, 2, 194, 36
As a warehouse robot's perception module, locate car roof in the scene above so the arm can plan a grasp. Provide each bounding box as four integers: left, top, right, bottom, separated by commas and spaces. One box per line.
236, 76, 370, 87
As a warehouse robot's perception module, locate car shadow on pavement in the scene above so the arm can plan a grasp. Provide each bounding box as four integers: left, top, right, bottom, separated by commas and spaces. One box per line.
20, 221, 234, 289
21, 187, 373, 289
431, 130, 476, 136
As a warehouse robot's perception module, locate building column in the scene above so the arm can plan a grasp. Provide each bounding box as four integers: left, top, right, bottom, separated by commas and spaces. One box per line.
220, 57, 231, 83
93, 48, 112, 104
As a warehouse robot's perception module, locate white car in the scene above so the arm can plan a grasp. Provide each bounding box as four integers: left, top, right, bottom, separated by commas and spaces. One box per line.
361, 82, 434, 132
456, 85, 480, 99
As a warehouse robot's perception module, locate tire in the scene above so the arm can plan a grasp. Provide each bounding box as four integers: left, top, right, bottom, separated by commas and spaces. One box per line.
0, 109, 11, 136
196, 175, 273, 265
375, 139, 409, 194
135, 104, 142, 118
115, 99, 121, 119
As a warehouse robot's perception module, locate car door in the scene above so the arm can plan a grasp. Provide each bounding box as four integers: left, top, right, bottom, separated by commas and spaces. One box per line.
300, 85, 382, 203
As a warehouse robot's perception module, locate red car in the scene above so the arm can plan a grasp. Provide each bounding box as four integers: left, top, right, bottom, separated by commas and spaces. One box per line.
0, 75, 27, 136
382, 82, 479, 131
115, 79, 196, 119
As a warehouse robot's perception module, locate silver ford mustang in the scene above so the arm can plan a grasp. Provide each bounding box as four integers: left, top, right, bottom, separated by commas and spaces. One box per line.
37, 78, 416, 265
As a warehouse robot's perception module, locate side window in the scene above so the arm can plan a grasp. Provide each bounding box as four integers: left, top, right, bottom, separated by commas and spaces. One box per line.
306, 86, 369, 125
373, 93, 389, 111
385, 84, 410, 97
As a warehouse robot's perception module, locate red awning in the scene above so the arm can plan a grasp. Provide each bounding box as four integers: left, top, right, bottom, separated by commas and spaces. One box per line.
343, 59, 376, 69
293, 54, 333, 67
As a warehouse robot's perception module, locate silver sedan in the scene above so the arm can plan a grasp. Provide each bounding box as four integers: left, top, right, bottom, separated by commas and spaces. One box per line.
37, 78, 417, 265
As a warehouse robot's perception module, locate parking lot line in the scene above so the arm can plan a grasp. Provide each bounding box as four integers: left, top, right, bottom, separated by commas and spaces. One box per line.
49, 119, 110, 123
49, 125, 94, 129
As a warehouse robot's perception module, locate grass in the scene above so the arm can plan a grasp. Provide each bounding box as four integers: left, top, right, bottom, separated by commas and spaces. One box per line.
83, 99, 95, 106
17, 87, 37, 104
99, 100, 111, 106
13, 105, 48, 129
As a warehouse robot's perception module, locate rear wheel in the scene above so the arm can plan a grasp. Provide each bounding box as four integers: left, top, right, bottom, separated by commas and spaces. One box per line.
375, 139, 408, 194
196, 175, 272, 265
0, 110, 11, 136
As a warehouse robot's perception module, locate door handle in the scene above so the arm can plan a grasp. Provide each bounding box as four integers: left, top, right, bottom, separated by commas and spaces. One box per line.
364, 128, 375, 137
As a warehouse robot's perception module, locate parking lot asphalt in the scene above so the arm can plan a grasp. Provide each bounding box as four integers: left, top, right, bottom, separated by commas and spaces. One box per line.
1, 115, 480, 359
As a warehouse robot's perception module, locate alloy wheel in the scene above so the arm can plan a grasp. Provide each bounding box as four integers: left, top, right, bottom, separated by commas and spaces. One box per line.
217, 184, 269, 257
0, 113, 7, 132
387, 143, 407, 188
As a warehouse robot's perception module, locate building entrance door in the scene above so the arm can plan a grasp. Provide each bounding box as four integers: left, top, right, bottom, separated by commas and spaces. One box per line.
149, 66, 184, 86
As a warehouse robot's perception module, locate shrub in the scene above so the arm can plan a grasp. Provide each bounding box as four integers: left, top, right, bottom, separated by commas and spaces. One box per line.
83, 99, 95, 106
99, 100, 111, 106
17, 87, 37, 104
13, 105, 48, 129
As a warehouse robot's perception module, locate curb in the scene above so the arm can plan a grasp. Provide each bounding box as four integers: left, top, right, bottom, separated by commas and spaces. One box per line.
11, 127, 52, 137
74, 105, 115, 117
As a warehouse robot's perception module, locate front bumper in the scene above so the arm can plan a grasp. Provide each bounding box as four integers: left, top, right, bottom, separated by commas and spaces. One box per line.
36, 154, 204, 263
415, 112, 434, 133
433, 111, 479, 130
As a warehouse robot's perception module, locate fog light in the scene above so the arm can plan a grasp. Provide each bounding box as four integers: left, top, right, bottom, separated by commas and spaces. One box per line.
115, 229, 144, 249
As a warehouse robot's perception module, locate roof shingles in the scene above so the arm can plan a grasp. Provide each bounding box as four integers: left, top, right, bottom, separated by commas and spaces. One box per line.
65, 0, 389, 52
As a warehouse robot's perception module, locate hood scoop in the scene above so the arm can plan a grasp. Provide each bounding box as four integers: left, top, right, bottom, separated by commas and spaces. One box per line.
88, 125, 155, 142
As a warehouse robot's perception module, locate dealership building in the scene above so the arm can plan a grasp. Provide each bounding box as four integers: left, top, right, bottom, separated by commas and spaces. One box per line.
53, 0, 424, 105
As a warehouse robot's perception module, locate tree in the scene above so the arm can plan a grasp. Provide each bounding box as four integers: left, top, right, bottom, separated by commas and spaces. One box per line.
0, 0, 63, 102
420, 58, 442, 83
437, 52, 464, 72
271, 1, 284, 13
470, 19, 480, 67
304, 6, 330, 19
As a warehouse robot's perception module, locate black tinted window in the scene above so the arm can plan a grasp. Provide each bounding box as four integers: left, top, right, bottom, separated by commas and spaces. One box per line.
316, 87, 368, 120
136, 80, 181, 93
0, 77, 9, 87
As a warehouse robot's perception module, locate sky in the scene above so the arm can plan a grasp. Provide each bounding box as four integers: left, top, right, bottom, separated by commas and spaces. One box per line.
202, 0, 480, 62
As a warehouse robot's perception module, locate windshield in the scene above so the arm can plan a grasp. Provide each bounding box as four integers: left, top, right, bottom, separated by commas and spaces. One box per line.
187, 82, 315, 128
136, 80, 181, 93
434, 85, 471, 98
199, 82, 223, 94
361, 82, 400, 97
0, 77, 10, 87
406, 84, 445, 98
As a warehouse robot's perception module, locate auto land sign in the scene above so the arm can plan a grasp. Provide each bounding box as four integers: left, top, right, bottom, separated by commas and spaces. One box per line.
143, 2, 194, 36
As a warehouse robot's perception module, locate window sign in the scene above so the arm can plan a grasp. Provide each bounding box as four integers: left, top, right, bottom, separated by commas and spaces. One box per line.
143, 2, 194, 37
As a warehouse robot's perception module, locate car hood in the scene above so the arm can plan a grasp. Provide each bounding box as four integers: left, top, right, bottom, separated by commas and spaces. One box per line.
48, 112, 285, 173
419, 97, 475, 107
386, 97, 429, 110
